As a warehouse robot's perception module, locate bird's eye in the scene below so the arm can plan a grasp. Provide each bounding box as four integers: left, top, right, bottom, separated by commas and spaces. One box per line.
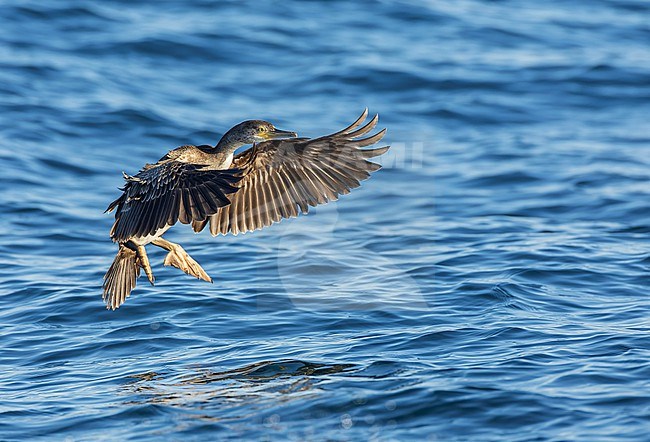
259, 126, 267, 132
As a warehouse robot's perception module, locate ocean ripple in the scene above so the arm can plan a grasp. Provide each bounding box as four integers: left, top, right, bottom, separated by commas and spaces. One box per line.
1, 0, 649, 440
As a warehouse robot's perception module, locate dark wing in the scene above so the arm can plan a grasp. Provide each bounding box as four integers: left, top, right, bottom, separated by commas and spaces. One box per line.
191, 109, 389, 236
107, 160, 241, 242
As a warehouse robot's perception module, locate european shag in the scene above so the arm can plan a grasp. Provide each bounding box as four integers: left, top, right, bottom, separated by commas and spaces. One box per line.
103, 109, 389, 309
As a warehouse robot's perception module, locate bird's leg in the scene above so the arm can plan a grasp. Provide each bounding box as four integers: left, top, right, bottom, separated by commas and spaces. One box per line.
151, 238, 213, 283
125, 240, 155, 285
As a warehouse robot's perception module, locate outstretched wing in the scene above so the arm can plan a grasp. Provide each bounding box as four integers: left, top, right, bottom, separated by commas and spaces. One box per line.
192, 109, 389, 236
107, 160, 241, 242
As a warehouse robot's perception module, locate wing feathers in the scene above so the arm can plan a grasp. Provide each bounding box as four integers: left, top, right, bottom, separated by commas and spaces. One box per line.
109, 160, 240, 242
204, 110, 388, 236
331, 108, 369, 136
356, 129, 387, 147
359, 145, 389, 158
345, 113, 379, 139
110, 111, 388, 240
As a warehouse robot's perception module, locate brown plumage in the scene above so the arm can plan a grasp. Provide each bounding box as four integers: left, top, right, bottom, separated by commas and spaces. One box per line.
107, 162, 241, 242
103, 109, 389, 310
192, 112, 388, 236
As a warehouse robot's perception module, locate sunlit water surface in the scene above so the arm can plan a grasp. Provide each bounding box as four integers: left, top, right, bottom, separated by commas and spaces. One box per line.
1, 1, 649, 440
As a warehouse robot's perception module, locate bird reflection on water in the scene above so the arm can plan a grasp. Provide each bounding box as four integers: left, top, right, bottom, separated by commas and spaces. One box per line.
124, 360, 356, 409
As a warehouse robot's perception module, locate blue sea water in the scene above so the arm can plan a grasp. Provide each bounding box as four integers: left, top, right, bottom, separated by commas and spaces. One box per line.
1, 0, 649, 440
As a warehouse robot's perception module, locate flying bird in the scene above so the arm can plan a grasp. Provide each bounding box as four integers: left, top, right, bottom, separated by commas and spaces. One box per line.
103, 109, 389, 309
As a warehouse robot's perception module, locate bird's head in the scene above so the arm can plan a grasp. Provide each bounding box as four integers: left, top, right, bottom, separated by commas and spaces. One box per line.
230, 120, 298, 145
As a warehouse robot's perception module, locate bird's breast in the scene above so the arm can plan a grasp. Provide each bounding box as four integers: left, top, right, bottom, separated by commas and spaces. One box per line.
130, 225, 172, 246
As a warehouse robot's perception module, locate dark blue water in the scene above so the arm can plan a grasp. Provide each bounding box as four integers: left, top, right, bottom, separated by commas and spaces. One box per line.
1, 1, 649, 440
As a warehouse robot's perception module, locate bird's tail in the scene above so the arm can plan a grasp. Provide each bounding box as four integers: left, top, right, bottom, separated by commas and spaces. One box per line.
102, 244, 141, 310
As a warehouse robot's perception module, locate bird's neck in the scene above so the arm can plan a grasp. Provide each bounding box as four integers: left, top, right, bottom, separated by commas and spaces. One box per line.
213, 137, 242, 169
213, 128, 249, 168
214, 130, 245, 155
